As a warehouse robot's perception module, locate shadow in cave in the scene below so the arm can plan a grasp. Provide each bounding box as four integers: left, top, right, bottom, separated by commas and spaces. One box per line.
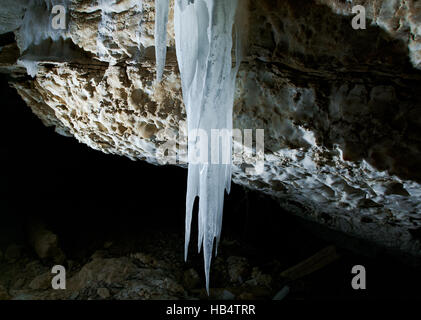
1, 74, 421, 299
0, 0, 420, 298
254, 0, 421, 183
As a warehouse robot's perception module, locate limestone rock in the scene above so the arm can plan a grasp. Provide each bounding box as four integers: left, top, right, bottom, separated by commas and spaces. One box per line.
0, 0, 421, 261
68, 257, 138, 291
28, 272, 52, 290
183, 268, 200, 290
5, 244, 22, 262
0, 1, 25, 34
0, 284, 10, 300
28, 222, 65, 263
96, 287, 110, 299
227, 256, 250, 284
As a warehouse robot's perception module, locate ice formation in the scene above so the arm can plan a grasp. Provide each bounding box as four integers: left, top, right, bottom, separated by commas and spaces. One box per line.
19, 0, 69, 52
16, 0, 241, 292
17, 0, 69, 77
17, 59, 39, 78
154, 0, 169, 81
155, 0, 241, 292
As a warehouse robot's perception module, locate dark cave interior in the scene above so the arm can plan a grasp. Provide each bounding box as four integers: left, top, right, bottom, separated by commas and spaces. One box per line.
1, 74, 421, 300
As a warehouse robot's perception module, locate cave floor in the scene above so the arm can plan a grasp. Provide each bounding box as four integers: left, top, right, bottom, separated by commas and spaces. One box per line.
2, 73, 421, 300
1, 213, 420, 301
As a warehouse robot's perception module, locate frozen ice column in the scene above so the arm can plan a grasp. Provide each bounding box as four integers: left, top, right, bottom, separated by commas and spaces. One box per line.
173, 0, 240, 293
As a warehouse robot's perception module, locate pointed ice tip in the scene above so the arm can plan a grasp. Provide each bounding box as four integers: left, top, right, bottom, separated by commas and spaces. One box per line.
184, 245, 189, 262
205, 277, 210, 296
184, 230, 191, 262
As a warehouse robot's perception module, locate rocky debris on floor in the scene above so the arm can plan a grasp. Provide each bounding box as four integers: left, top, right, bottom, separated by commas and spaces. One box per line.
227, 256, 250, 284
28, 272, 52, 290
0, 284, 10, 300
96, 287, 110, 299
183, 268, 200, 290
0, 235, 285, 300
4, 244, 22, 263
1, 0, 421, 260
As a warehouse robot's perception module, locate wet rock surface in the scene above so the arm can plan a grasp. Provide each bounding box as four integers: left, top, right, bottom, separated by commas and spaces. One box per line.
1, 213, 421, 301
0, 231, 278, 300
1, 0, 421, 277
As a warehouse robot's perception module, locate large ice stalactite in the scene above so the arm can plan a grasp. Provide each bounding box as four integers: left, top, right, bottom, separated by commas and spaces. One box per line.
156, 0, 241, 291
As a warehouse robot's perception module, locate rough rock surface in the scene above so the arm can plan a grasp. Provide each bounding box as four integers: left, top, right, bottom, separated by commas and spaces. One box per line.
1, 0, 421, 260
0, 232, 286, 300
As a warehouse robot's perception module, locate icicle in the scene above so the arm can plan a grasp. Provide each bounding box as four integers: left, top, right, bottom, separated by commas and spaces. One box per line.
154, 0, 169, 81
171, 0, 240, 293
17, 0, 70, 77
19, 0, 69, 52
17, 59, 39, 78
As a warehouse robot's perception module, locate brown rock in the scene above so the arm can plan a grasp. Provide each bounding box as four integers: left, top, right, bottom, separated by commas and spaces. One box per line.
29, 272, 52, 290
384, 182, 410, 196
183, 268, 200, 290
0, 285, 10, 300
227, 256, 250, 284
97, 288, 110, 299
5, 244, 22, 262
28, 223, 65, 263
246, 268, 272, 288
1, 0, 421, 262
12, 278, 25, 290
68, 257, 138, 291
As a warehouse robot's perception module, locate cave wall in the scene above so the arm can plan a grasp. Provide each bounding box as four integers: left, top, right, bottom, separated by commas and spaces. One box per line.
1, 0, 421, 260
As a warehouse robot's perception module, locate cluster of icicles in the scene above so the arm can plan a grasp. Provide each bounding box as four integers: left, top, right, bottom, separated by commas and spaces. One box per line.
17, 0, 70, 77
155, 0, 242, 292
18, 0, 242, 293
